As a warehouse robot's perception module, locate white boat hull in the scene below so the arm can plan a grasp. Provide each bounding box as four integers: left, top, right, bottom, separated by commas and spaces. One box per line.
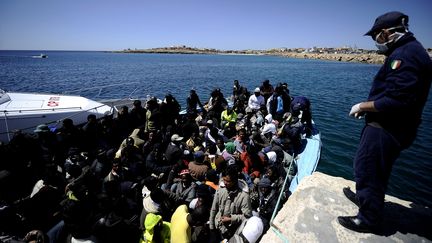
0, 90, 113, 143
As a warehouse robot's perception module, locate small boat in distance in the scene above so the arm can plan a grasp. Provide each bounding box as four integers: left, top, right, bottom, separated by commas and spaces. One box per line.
0, 89, 113, 143
32, 53, 48, 58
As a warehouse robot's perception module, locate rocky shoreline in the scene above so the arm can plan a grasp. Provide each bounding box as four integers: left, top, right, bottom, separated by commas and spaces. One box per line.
273, 51, 385, 64
116, 47, 432, 65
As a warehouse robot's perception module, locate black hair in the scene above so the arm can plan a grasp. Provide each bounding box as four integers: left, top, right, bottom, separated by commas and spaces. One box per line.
189, 206, 209, 225
150, 188, 164, 204
222, 164, 239, 182
133, 100, 141, 106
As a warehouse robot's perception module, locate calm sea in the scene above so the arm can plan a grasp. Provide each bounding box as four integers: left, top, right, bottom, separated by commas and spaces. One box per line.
1, 50, 431, 207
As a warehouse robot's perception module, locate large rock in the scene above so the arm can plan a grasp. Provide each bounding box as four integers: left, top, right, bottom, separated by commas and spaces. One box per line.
261, 172, 432, 243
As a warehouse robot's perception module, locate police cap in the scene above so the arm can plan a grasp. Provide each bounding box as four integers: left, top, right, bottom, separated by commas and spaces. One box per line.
365, 11, 408, 36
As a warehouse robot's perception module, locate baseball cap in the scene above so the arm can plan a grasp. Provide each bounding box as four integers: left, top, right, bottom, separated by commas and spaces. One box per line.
171, 134, 184, 142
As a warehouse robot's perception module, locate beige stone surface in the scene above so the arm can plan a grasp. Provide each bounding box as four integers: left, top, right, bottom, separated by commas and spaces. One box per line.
260, 172, 432, 243
277, 52, 385, 64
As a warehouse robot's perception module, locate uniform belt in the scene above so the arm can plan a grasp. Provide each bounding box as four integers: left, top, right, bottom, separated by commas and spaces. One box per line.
367, 121, 383, 129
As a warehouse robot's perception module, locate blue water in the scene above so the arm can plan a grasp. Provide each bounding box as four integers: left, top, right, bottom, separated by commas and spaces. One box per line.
1, 50, 431, 207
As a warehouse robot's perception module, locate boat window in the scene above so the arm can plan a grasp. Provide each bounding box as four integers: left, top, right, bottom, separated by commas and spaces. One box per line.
0, 89, 11, 105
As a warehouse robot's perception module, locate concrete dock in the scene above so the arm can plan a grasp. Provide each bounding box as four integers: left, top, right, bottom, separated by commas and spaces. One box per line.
261, 172, 432, 243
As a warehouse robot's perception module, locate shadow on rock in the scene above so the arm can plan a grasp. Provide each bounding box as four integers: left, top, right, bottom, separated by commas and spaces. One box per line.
379, 201, 432, 240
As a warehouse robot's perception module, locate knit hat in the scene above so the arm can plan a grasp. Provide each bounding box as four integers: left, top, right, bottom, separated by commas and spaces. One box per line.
258, 177, 272, 188
225, 142, 236, 154
193, 151, 205, 163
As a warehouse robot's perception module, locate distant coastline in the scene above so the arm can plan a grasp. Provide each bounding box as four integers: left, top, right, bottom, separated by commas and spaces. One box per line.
114, 46, 432, 65
114, 46, 390, 64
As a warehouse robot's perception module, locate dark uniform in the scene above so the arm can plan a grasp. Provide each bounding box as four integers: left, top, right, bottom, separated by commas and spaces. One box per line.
355, 30, 432, 226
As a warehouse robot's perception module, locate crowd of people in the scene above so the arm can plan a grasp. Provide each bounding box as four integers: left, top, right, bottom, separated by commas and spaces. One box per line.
0, 79, 314, 243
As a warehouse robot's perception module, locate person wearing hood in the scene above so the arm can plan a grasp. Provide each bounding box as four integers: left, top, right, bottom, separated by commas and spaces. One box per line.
141, 213, 171, 243
255, 177, 280, 230
209, 165, 252, 241
261, 114, 277, 140
339, 11, 432, 233
221, 141, 237, 166
221, 106, 238, 128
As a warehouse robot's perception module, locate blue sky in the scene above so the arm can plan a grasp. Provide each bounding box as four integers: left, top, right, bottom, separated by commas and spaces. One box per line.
1, 0, 431, 51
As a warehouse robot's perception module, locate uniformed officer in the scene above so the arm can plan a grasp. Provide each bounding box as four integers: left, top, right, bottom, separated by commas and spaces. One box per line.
338, 11, 432, 233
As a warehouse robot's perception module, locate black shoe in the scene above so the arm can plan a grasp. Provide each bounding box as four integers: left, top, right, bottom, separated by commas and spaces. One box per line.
343, 187, 360, 207
338, 216, 376, 233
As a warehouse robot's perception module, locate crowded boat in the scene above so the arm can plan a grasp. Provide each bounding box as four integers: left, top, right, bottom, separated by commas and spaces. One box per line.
0, 79, 319, 243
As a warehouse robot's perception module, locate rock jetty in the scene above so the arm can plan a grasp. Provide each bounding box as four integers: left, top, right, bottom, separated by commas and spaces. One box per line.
261, 172, 432, 243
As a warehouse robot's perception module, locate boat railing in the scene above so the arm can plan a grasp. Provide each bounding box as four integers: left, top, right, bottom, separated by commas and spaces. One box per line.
269, 152, 297, 243
2, 106, 84, 114
62, 82, 141, 100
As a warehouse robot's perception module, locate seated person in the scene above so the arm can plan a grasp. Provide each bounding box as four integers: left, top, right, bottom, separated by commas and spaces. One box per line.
164, 169, 197, 208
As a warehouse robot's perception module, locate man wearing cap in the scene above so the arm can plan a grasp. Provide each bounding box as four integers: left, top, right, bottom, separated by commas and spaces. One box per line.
165, 169, 197, 207
247, 87, 265, 112
165, 134, 185, 165
339, 11, 432, 233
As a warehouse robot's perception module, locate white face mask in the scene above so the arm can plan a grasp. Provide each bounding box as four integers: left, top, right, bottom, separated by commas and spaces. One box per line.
374, 26, 406, 54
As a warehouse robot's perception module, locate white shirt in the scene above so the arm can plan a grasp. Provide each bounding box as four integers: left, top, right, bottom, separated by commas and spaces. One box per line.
248, 94, 265, 111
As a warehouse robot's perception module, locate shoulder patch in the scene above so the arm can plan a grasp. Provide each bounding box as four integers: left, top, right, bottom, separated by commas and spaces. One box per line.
390, 60, 402, 70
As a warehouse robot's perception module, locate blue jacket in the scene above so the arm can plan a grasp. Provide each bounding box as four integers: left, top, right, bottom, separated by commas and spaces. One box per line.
366, 33, 432, 148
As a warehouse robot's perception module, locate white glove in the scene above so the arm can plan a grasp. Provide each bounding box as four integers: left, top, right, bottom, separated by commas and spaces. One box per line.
349, 103, 362, 118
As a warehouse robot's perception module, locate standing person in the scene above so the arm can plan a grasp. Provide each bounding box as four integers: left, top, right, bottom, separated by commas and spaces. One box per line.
260, 79, 274, 103
338, 11, 432, 233
209, 165, 252, 241
130, 100, 147, 129
145, 98, 161, 133
186, 89, 204, 117
232, 80, 247, 104
160, 94, 181, 130
170, 205, 209, 243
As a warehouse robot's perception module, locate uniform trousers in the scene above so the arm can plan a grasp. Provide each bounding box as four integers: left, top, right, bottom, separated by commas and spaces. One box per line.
354, 125, 401, 226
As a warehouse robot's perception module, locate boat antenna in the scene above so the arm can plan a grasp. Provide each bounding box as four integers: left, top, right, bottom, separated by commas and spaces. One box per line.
128, 87, 140, 99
